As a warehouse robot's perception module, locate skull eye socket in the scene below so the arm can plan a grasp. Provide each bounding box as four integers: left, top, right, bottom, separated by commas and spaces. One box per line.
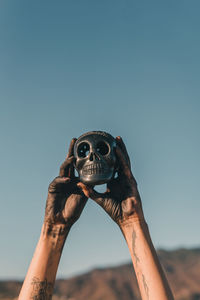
77, 142, 90, 158
96, 141, 109, 156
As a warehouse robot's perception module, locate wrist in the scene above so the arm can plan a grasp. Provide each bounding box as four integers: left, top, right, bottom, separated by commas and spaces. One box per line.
118, 213, 146, 229
40, 222, 71, 249
119, 216, 148, 239
43, 222, 71, 236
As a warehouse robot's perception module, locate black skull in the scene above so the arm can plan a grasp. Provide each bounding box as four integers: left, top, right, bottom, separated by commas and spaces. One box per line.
74, 131, 117, 185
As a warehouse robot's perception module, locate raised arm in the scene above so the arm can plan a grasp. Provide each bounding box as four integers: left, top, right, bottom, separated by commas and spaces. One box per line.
18, 139, 87, 300
79, 136, 174, 300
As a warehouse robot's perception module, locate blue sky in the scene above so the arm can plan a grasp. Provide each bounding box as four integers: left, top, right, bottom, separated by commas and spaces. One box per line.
0, 0, 200, 279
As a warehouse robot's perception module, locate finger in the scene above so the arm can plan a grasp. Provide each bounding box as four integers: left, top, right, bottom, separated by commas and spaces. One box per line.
68, 162, 75, 179
48, 176, 70, 193
116, 136, 131, 168
116, 146, 132, 179
66, 138, 77, 159
59, 156, 74, 177
77, 182, 110, 208
52, 176, 70, 185
66, 139, 76, 178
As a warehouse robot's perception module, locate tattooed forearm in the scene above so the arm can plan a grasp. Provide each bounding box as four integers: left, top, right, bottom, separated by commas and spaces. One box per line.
142, 274, 149, 299
132, 230, 140, 265
31, 277, 53, 300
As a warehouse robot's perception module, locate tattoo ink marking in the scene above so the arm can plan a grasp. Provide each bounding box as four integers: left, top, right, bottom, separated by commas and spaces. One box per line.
132, 230, 140, 265
31, 277, 53, 300
142, 274, 149, 299
43, 223, 69, 238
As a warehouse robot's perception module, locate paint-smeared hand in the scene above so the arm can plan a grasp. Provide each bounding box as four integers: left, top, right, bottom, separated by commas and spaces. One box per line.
78, 136, 144, 227
44, 139, 88, 228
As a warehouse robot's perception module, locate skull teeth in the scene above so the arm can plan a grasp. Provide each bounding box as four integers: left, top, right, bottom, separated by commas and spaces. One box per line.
82, 163, 108, 175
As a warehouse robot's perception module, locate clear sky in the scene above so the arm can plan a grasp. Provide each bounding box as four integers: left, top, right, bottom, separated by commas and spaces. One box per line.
1, 0, 200, 279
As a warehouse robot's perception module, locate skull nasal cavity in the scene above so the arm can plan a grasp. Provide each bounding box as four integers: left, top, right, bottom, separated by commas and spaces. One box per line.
89, 153, 100, 161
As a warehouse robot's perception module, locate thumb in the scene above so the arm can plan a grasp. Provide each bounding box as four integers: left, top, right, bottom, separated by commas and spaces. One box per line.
77, 182, 110, 208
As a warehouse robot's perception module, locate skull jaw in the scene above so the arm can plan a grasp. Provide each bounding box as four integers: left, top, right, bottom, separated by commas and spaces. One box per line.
79, 170, 114, 185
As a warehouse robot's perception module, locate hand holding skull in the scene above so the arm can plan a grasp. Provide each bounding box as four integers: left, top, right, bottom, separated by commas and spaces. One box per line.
44, 139, 87, 228
76, 134, 144, 226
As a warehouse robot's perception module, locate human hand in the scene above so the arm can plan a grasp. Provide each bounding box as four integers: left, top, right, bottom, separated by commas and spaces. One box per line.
44, 138, 88, 229
78, 136, 144, 227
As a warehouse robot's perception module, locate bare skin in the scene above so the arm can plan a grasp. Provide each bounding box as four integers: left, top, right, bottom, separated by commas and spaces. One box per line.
18, 139, 87, 300
78, 136, 174, 300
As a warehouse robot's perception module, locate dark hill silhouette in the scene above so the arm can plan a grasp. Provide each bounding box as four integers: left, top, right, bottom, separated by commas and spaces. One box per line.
1, 248, 200, 300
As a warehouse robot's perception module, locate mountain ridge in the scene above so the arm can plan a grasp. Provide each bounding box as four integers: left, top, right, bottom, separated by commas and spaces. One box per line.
1, 248, 200, 300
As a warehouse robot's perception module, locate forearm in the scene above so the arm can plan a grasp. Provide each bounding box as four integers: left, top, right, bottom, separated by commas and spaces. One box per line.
120, 219, 174, 300
18, 223, 70, 300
